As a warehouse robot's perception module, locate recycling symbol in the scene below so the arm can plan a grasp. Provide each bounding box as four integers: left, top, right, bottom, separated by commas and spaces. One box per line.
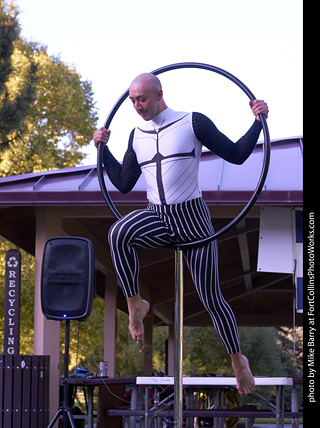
7, 256, 18, 268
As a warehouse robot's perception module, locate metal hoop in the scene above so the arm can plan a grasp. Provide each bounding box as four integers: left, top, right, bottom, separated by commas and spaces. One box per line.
97, 62, 270, 245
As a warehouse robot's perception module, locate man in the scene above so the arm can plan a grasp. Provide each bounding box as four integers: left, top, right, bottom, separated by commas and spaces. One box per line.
93, 73, 269, 395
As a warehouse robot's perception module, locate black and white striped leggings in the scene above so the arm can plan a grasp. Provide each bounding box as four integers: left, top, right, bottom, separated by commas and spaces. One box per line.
108, 197, 240, 354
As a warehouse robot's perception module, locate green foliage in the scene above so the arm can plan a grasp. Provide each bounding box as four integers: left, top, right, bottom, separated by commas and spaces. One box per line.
59, 296, 105, 375
115, 310, 144, 376
152, 325, 169, 373
0, 1, 38, 157
181, 325, 303, 379
0, 0, 98, 359
0, 0, 98, 176
0, 0, 20, 90
276, 326, 303, 375
183, 326, 230, 375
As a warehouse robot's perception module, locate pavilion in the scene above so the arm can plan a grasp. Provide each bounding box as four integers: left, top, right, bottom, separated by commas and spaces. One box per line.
0, 135, 303, 418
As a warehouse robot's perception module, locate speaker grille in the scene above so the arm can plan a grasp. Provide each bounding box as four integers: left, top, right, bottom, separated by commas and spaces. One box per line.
41, 237, 94, 320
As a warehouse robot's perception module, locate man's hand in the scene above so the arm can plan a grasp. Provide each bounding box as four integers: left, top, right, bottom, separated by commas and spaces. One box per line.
249, 100, 269, 121
93, 128, 111, 149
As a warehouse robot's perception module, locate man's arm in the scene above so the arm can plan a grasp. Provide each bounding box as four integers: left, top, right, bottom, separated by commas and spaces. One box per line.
94, 128, 142, 193
192, 113, 262, 164
192, 100, 268, 165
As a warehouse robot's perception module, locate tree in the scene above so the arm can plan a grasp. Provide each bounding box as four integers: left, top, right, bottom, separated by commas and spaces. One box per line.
115, 310, 145, 376
0, 0, 98, 176
0, 0, 98, 356
0, 1, 37, 156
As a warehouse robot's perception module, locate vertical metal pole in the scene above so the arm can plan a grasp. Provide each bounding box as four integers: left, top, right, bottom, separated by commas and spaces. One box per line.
63, 319, 70, 428
145, 385, 149, 428
87, 386, 94, 428
174, 249, 184, 428
129, 385, 137, 428
275, 385, 284, 428
154, 386, 159, 428
291, 385, 299, 428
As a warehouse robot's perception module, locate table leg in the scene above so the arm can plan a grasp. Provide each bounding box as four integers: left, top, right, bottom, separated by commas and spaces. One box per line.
87, 385, 94, 428
281, 386, 285, 428
220, 389, 226, 428
145, 385, 149, 428
185, 390, 193, 428
213, 388, 225, 428
154, 386, 159, 428
130, 385, 138, 428
291, 385, 299, 428
276, 385, 284, 428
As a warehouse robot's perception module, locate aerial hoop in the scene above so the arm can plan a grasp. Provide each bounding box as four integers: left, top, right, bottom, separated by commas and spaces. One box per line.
97, 62, 270, 245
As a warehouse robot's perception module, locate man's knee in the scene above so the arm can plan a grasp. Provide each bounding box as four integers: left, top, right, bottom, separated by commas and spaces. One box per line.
108, 209, 156, 249
108, 216, 134, 247
108, 220, 124, 247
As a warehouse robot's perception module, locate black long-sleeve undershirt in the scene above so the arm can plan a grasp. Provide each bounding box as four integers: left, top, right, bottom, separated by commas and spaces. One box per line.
103, 112, 262, 194
192, 112, 262, 164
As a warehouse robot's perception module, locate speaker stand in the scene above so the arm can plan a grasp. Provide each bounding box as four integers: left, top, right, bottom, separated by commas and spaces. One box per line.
47, 319, 76, 428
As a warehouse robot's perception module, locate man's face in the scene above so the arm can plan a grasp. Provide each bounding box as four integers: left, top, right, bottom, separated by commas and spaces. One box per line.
129, 82, 162, 121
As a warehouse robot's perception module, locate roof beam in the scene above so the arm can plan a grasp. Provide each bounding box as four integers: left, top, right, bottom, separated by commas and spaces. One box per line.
62, 217, 115, 275
183, 273, 293, 321
236, 219, 253, 291
225, 273, 293, 302
153, 304, 174, 325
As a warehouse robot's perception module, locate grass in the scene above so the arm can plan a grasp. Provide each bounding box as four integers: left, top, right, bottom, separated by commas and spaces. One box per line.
245, 417, 303, 424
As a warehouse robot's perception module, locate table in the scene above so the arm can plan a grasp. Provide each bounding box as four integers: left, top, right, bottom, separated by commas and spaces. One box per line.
67, 376, 302, 428
136, 377, 298, 428
67, 376, 136, 428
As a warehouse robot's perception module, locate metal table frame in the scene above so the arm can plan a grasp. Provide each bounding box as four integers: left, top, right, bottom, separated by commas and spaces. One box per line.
136, 376, 295, 428
66, 376, 301, 428
66, 376, 136, 428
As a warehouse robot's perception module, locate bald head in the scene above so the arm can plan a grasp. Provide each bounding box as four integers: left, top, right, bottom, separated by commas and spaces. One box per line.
130, 73, 162, 93
129, 73, 167, 121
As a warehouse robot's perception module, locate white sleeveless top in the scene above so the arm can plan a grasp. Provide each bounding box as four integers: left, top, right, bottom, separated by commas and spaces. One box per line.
132, 108, 203, 205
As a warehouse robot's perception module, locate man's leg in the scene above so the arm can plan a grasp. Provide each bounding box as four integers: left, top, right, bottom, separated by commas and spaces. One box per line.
126, 293, 150, 343
230, 353, 255, 395
184, 240, 255, 395
108, 209, 173, 342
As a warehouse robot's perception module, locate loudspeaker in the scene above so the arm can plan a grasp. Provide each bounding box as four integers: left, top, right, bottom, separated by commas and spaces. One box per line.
41, 236, 95, 321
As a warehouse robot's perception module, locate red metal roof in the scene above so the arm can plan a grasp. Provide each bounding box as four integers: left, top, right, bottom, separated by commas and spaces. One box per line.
0, 137, 303, 207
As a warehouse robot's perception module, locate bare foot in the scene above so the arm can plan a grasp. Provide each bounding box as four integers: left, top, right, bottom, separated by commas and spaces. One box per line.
231, 353, 255, 395
127, 295, 150, 343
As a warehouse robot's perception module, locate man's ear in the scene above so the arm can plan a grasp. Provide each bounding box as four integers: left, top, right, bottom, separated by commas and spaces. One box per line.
157, 89, 163, 101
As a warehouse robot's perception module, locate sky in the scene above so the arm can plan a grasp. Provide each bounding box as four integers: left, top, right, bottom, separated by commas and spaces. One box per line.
17, 0, 303, 164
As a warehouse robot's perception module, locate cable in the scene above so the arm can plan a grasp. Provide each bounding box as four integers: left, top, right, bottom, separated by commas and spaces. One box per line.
84, 321, 131, 404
